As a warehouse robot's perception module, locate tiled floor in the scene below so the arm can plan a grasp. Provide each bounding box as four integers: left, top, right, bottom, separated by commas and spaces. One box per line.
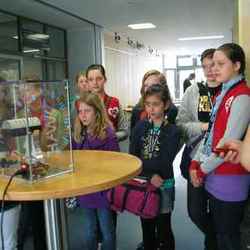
24, 141, 204, 250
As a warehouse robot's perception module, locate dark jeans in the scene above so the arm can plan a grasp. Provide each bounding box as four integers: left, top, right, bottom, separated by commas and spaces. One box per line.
187, 182, 217, 250
208, 193, 246, 250
97, 211, 117, 243
241, 196, 250, 250
141, 213, 175, 250
17, 201, 47, 250
82, 207, 116, 250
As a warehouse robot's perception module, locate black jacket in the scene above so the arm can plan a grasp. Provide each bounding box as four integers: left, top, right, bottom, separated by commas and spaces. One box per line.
129, 119, 181, 179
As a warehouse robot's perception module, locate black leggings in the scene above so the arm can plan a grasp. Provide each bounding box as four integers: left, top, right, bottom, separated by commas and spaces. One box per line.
187, 182, 217, 250
17, 201, 47, 250
141, 213, 175, 250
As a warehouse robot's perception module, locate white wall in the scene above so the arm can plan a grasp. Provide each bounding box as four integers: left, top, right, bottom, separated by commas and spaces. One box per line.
104, 34, 162, 107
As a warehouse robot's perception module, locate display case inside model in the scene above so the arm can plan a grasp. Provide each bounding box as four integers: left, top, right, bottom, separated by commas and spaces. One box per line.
0, 78, 74, 182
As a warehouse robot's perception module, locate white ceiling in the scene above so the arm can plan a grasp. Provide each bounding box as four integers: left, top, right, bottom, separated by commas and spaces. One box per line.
0, 0, 235, 54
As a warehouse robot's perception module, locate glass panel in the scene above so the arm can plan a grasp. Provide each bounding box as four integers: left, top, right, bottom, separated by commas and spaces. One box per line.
0, 80, 73, 182
177, 56, 193, 67
23, 57, 43, 79
0, 12, 18, 52
46, 26, 65, 58
0, 57, 20, 81
47, 61, 66, 80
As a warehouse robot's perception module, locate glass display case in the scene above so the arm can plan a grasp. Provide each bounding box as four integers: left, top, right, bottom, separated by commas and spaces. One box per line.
0, 79, 74, 182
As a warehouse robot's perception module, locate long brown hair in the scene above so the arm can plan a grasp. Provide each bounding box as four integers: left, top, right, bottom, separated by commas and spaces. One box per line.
138, 70, 171, 108
140, 70, 167, 95
73, 92, 109, 143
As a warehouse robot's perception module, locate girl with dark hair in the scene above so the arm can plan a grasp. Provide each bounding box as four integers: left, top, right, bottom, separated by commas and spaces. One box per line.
130, 84, 181, 250
132, 70, 178, 250
130, 70, 178, 133
189, 43, 250, 250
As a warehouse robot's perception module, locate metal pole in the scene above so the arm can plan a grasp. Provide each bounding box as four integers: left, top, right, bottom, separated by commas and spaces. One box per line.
44, 199, 69, 250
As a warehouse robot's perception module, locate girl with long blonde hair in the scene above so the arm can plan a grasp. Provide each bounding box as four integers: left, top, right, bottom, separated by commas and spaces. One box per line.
72, 92, 119, 250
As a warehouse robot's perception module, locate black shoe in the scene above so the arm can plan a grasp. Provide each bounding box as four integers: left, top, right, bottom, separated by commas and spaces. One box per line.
136, 242, 144, 250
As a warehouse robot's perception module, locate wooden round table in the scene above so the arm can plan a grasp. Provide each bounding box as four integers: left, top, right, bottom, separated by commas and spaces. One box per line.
0, 150, 142, 250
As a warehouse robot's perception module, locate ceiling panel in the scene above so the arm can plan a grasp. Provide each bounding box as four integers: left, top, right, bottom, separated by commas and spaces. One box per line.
0, 0, 235, 54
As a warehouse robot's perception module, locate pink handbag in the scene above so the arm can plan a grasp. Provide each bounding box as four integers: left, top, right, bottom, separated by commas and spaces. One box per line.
107, 178, 160, 218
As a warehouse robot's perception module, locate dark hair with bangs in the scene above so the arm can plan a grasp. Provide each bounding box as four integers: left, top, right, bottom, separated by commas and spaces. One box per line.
86, 64, 107, 80
217, 43, 246, 75
143, 83, 172, 105
200, 48, 216, 63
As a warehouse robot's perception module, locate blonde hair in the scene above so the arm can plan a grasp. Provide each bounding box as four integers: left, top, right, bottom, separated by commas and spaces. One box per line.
75, 71, 86, 86
73, 92, 109, 143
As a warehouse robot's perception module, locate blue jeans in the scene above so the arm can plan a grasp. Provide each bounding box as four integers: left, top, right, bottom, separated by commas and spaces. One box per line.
82, 207, 116, 250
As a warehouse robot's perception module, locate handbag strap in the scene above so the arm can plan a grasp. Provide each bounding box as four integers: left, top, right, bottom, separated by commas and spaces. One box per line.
109, 188, 115, 205
121, 187, 130, 211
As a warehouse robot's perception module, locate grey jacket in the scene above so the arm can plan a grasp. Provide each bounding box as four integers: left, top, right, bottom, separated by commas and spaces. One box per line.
176, 83, 203, 141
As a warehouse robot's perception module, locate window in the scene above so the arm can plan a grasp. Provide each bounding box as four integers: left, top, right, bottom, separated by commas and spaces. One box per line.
23, 57, 43, 79
163, 54, 176, 68
177, 56, 193, 67
0, 11, 67, 81
46, 26, 65, 58
0, 12, 18, 52
21, 18, 48, 56
165, 69, 176, 99
47, 61, 66, 80
164, 54, 203, 102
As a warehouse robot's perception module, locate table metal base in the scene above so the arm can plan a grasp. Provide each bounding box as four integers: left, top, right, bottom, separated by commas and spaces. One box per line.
44, 199, 69, 250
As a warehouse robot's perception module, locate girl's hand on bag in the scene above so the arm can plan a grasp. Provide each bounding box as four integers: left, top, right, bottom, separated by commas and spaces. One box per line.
151, 174, 163, 188
190, 169, 202, 187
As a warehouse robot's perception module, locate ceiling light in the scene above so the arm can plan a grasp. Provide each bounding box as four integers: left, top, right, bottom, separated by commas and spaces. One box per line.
178, 35, 224, 41
26, 33, 50, 40
128, 23, 156, 30
23, 49, 40, 53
